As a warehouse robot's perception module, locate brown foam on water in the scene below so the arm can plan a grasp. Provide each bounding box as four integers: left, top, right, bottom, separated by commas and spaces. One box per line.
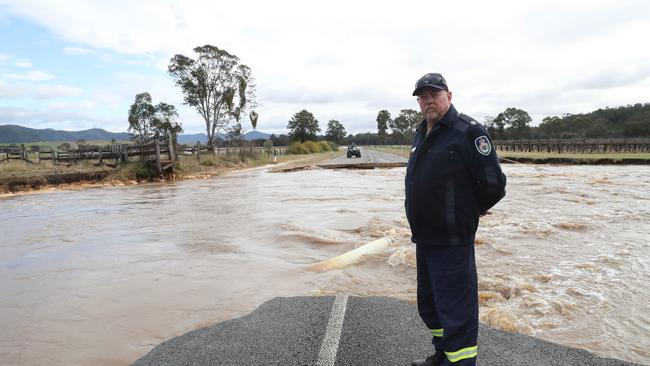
180, 241, 240, 255
474, 237, 489, 245
480, 307, 531, 334
520, 226, 554, 237
354, 216, 404, 239
478, 278, 538, 300
596, 254, 625, 267
533, 274, 554, 282
387, 245, 416, 268
575, 262, 596, 271
278, 223, 343, 245
550, 299, 578, 318
553, 222, 590, 231
591, 177, 613, 184
279, 232, 343, 244
479, 291, 506, 304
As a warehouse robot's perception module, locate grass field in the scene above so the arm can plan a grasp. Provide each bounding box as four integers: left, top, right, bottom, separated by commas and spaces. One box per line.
368, 146, 410, 157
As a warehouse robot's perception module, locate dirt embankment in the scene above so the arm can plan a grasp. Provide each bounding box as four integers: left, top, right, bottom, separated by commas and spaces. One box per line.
0, 153, 338, 197
0, 170, 113, 195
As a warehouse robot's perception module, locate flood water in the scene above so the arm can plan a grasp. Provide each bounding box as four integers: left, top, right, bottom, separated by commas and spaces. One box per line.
1, 163, 649, 365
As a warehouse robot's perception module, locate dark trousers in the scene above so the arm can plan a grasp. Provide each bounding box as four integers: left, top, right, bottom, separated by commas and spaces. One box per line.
416, 244, 478, 366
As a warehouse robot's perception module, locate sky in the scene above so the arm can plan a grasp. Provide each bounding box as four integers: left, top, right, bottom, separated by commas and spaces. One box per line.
1, 0, 649, 136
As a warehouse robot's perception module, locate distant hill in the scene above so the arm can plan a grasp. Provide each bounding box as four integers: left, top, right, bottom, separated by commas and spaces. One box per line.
0, 125, 275, 144
0, 125, 132, 143
243, 130, 271, 141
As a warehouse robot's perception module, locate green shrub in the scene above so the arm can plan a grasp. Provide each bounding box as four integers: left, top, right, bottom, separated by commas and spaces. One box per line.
114, 161, 157, 181
303, 141, 320, 153
327, 141, 339, 151
200, 157, 216, 166
288, 142, 309, 154
319, 141, 331, 152
134, 162, 157, 180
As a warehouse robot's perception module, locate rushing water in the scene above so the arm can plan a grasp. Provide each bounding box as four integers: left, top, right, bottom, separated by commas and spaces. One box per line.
0, 164, 649, 365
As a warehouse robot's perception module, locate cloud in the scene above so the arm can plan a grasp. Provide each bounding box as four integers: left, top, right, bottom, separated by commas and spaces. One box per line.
13, 58, 32, 68
566, 65, 650, 91
521, 1, 650, 45
47, 100, 96, 110
1, 0, 650, 134
5, 70, 55, 81
62, 46, 97, 55
0, 82, 83, 98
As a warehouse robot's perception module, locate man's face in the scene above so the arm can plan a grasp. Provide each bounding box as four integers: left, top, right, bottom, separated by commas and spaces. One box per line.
417, 87, 452, 124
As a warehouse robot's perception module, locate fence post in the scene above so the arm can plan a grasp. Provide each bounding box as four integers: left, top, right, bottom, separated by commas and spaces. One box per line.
154, 138, 163, 177
167, 132, 175, 162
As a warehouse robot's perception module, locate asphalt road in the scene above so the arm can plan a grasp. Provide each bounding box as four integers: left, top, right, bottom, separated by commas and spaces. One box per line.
132, 296, 645, 366
318, 148, 408, 169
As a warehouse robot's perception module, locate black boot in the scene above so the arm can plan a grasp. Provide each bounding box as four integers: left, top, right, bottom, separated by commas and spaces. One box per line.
411, 351, 445, 366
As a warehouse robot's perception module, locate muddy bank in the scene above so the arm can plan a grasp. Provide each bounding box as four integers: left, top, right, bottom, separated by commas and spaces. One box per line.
500, 156, 650, 165
0, 170, 113, 194
0, 153, 337, 196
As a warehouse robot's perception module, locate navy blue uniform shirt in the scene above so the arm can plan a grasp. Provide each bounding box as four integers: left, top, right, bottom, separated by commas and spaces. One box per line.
405, 104, 506, 246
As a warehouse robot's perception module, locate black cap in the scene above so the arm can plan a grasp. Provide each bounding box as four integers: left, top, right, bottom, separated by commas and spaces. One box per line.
412, 73, 448, 96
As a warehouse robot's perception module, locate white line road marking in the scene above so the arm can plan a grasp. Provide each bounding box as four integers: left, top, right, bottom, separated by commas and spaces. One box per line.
316, 295, 349, 366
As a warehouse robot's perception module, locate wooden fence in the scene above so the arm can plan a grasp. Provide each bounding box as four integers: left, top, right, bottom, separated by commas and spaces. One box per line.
493, 138, 650, 154
178, 145, 288, 159
1, 138, 291, 176
1, 134, 177, 177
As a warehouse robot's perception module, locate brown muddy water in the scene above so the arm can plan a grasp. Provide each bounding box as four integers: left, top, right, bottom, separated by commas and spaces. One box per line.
0, 164, 649, 365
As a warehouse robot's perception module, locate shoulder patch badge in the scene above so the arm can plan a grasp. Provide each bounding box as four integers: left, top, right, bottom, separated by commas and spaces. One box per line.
474, 136, 492, 156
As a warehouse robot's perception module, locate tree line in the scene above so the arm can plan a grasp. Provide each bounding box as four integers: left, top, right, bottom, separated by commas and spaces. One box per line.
485, 103, 650, 140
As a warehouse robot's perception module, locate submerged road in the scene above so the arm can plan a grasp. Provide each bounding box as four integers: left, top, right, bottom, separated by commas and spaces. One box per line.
318, 148, 408, 169
132, 296, 644, 366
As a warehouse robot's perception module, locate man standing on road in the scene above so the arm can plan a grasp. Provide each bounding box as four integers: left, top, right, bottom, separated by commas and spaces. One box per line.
405, 73, 506, 366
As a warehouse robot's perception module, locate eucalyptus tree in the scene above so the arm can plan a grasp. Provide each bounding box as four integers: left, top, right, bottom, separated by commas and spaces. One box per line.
128, 92, 182, 143
376, 110, 391, 144
390, 109, 422, 144
168, 45, 256, 151
325, 119, 346, 144
287, 110, 320, 142
494, 107, 531, 139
